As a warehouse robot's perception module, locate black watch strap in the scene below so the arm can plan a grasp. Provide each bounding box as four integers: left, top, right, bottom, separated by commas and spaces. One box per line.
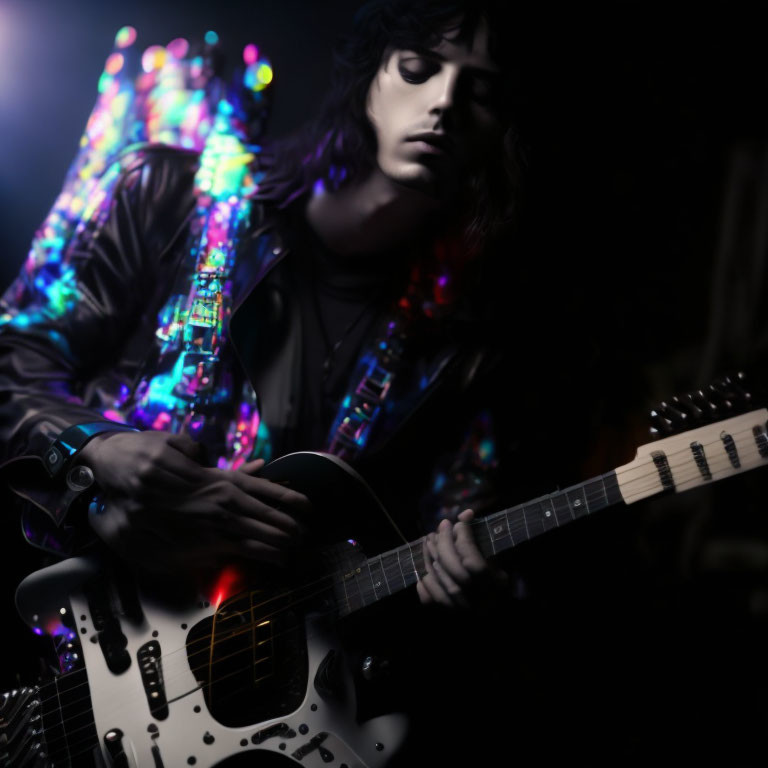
44, 421, 139, 478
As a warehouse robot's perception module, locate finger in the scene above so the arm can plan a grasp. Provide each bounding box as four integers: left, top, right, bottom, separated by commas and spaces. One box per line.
213, 481, 307, 538
431, 557, 469, 608
238, 458, 266, 475
453, 510, 489, 575
434, 520, 472, 585
224, 470, 314, 516
129, 464, 205, 500
428, 531, 470, 602
418, 539, 452, 607
217, 513, 301, 550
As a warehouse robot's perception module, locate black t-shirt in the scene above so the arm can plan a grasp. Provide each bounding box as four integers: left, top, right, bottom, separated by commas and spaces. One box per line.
278, 210, 411, 451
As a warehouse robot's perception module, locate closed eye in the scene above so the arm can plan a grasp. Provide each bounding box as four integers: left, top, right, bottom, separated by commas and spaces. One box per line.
398, 56, 440, 84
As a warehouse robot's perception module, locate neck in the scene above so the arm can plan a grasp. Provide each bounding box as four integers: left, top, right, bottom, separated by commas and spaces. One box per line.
305, 167, 440, 255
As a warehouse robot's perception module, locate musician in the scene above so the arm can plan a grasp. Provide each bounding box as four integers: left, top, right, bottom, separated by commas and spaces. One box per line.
0, 0, 532, 763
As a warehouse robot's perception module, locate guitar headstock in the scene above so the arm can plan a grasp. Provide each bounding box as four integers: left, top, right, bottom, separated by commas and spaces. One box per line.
650, 371, 756, 438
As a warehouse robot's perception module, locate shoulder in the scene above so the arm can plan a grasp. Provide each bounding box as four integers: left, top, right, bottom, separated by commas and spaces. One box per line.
113, 144, 201, 202
101, 145, 202, 256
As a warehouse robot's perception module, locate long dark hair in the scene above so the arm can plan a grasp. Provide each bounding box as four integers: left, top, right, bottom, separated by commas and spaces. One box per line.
259, 0, 524, 259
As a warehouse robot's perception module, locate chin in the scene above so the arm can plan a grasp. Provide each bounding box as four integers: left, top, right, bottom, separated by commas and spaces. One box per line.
385, 163, 441, 196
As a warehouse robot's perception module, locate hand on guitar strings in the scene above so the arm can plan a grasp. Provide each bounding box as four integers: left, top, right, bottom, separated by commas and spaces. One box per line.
416, 509, 509, 611
79, 431, 310, 575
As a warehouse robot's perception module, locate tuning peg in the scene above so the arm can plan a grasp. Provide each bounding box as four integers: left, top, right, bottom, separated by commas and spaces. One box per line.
659, 400, 688, 424
671, 394, 703, 421
649, 409, 675, 436
649, 371, 758, 440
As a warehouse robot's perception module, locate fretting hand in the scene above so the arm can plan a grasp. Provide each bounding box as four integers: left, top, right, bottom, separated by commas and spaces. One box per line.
79, 431, 310, 575
416, 508, 509, 610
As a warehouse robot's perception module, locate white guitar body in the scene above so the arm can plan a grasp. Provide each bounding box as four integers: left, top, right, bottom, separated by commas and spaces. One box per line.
16, 554, 407, 768
11, 406, 768, 768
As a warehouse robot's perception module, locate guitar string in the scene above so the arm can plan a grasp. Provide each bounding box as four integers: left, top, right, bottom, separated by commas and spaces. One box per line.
28, 416, 768, 753
39, 584, 358, 761
40, 531, 435, 755
30, 415, 759, 722
33, 452, 758, 765
30, 433, 753, 758
30, 414, 767, 720
39, 423, 762, 765
34, 577, 353, 742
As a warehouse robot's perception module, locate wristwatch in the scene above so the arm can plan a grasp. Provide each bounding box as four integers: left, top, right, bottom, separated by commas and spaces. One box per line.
44, 421, 139, 479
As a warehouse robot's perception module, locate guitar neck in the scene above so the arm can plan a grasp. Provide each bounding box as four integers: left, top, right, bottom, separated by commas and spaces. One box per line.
335, 407, 768, 617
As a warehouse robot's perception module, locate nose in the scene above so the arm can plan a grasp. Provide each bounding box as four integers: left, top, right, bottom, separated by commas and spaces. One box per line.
428, 67, 460, 119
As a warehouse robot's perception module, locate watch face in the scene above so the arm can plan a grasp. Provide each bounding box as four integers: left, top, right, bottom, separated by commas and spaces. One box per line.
66, 464, 95, 492
45, 446, 63, 469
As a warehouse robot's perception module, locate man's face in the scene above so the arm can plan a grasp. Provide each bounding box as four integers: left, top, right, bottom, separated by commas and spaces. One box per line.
366, 20, 502, 196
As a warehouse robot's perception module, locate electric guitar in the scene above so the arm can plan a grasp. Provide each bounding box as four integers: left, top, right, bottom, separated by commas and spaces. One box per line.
3, 382, 768, 768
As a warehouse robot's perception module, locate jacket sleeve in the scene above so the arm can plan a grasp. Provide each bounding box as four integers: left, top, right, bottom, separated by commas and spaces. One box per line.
0, 146, 199, 532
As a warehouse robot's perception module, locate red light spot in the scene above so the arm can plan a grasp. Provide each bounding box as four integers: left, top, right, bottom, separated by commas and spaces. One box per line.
209, 566, 243, 609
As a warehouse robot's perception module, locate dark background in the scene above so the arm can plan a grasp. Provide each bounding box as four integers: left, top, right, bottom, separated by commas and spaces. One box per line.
2, 1, 768, 764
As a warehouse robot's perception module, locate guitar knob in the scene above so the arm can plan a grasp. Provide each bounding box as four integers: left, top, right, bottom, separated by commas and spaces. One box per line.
361, 655, 390, 681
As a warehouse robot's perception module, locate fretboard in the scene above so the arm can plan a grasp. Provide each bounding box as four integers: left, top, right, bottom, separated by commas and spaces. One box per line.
335, 406, 768, 617
335, 471, 623, 617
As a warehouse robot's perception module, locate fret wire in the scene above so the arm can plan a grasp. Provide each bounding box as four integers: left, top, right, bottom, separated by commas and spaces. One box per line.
564, 490, 578, 520
351, 567, 364, 611
379, 552, 402, 595
366, 561, 380, 603
395, 548, 407, 587
551, 494, 568, 526
340, 566, 350, 614
396, 548, 414, 587
379, 554, 393, 595
484, 517, 497, 556
520, 505, 530, 540
410, 541, 422, 580
599, 475, 609, 507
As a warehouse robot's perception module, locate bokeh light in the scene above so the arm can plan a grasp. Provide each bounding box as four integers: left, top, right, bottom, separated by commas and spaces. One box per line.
166, 37, 189, 60
115, 26, 137, 49
104, 53, 124, 76
141, 45, 167, 74
243, 43, 258, 66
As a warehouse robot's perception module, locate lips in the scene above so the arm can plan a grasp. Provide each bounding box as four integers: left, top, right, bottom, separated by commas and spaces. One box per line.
406, 132, 453, 154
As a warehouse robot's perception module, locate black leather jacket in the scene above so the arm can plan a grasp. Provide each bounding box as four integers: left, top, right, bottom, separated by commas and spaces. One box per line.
0, 145, 510, 551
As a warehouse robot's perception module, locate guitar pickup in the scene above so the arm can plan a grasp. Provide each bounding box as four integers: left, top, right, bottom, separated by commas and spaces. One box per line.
137, 641, 168, 720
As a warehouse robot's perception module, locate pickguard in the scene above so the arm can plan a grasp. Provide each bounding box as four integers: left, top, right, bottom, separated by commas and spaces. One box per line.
67, 581, 406, 768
